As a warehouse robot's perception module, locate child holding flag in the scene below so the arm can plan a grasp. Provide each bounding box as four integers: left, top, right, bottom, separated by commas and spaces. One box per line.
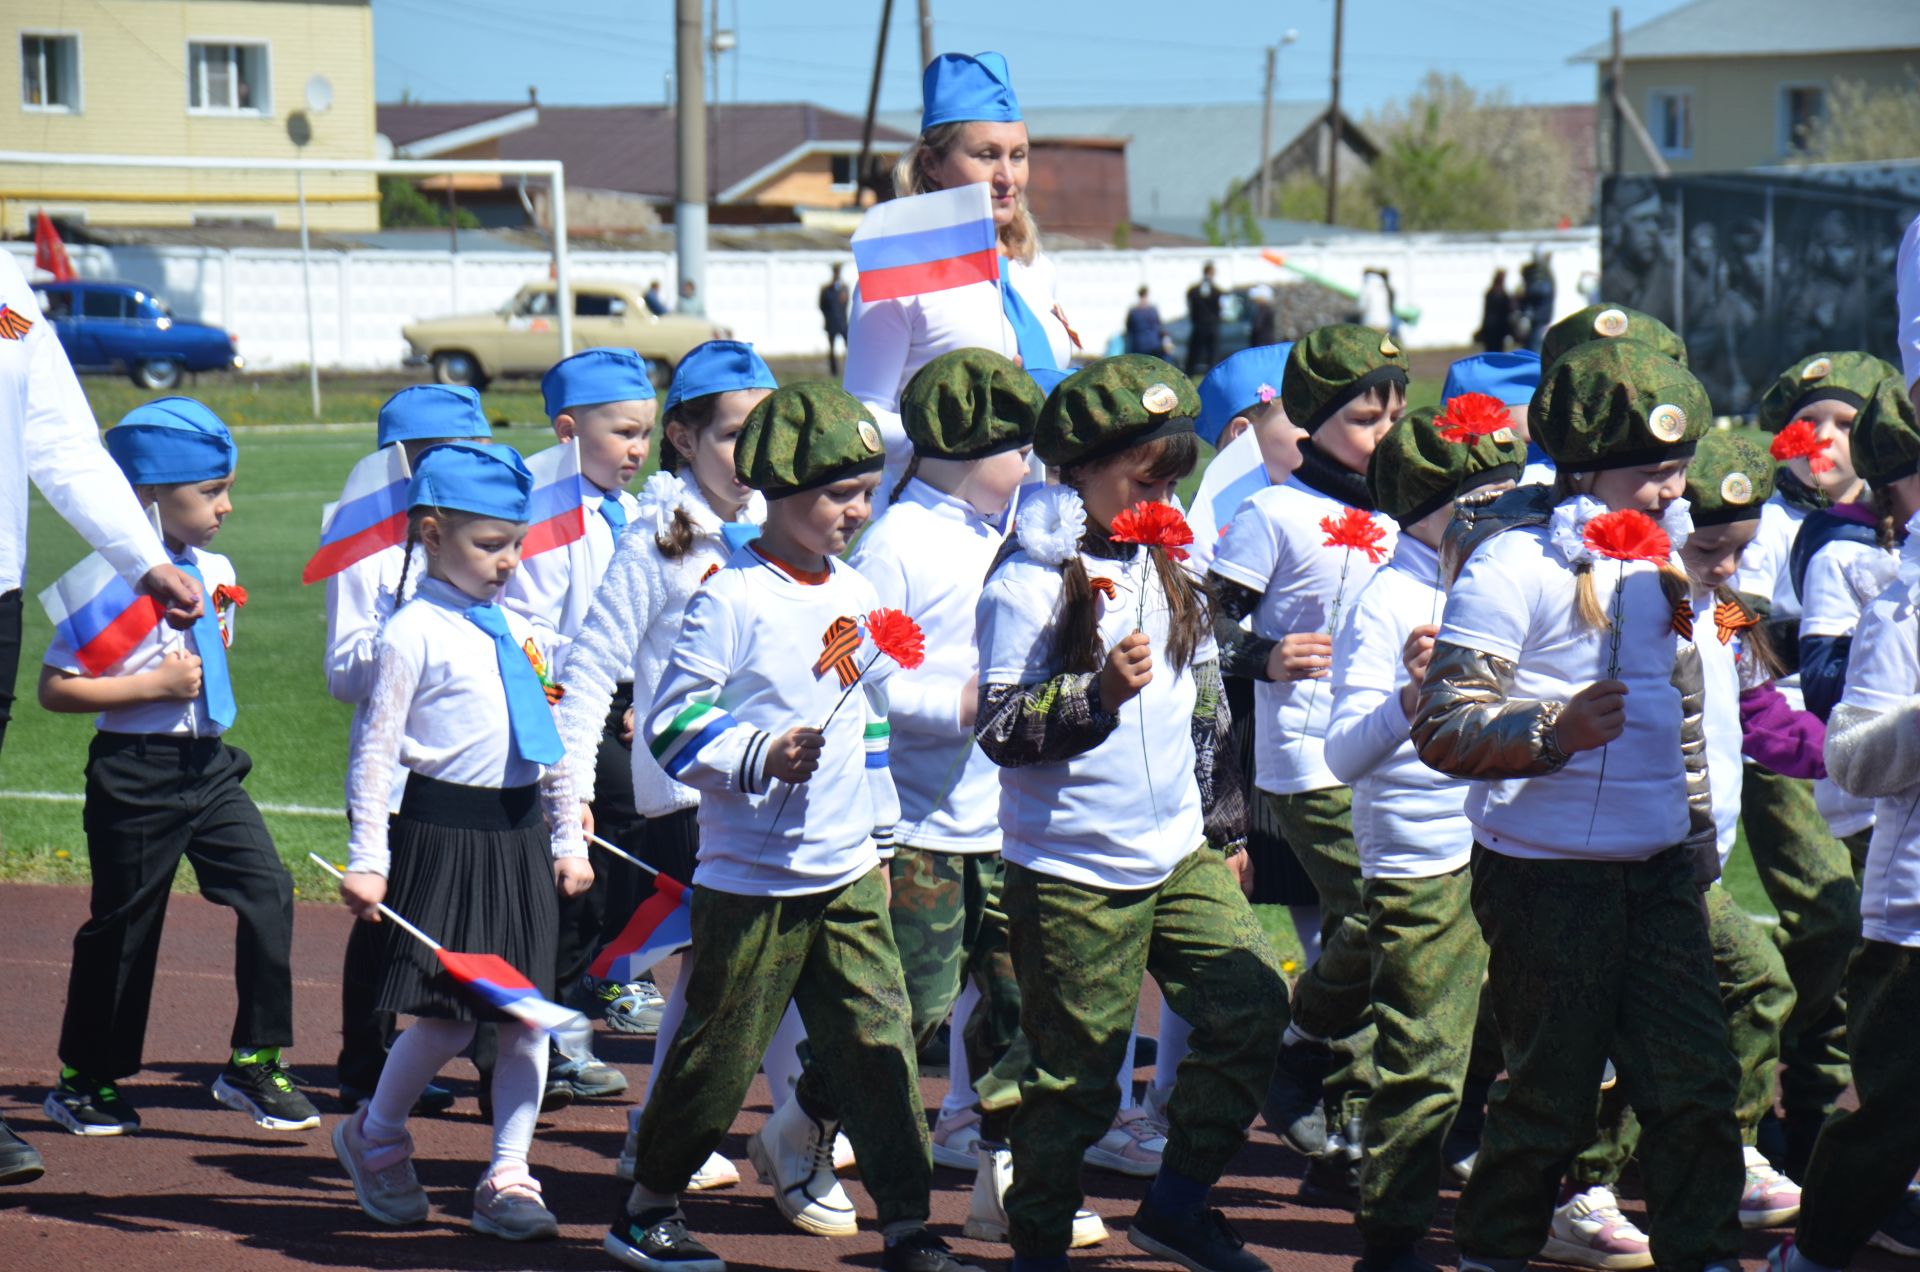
39, 399, 319, 1137
333, 442, 591, 1242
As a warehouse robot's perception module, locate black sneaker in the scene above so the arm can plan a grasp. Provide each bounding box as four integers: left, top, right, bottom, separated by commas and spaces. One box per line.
44, 1071, 140, 1136
1870, 1188, 1920, 1258
212, 1056, 321, 1130
1129, 1199, 1270, 1272
1262, 1039, 1332, 1156
1297, 1148, 1362, 1211
0, 1116, 45, 1186
1356, 1245, 1440, 1272
478, 1077, 573, 1123
879, 1228, 986, 1272
338, 1080, 456, 1117
604, 1206, 728, 1272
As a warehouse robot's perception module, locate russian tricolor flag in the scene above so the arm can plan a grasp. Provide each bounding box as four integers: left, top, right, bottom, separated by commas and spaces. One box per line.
589, 871, 693, 984
852, 183, 998, 302
435, 950, 590, 1036
522, 439, 587, 559
39, 553, 164, 677
303, 444, 411, 584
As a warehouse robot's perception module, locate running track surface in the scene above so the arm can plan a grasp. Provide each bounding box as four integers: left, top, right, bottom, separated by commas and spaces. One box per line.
0, 884, 1893, 1272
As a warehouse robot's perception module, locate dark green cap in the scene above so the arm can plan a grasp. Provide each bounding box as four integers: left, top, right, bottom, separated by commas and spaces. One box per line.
900, 348, 1044, 460
1532, 339, 1711, 473
1684, 432, 1775, 526
1368, 405, 1528, 528
1755, 350, 1901, 435
1034, 354, 1200, 469
1540, 303, 1688, 372
1281, 324, 1410, 433
734, 380, 886, 499
1848, 372, 1920, 489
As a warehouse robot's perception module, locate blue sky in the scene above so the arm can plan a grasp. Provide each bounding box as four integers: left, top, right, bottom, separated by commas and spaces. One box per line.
371, 0, 1696, 117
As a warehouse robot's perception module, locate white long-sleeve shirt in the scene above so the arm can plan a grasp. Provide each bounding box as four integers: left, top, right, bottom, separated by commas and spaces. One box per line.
1, 252, 168, 595
502, 460, 641, 671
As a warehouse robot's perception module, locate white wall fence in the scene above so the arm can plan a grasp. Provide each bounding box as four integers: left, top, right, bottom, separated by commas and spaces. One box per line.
7, 227, 1598, 373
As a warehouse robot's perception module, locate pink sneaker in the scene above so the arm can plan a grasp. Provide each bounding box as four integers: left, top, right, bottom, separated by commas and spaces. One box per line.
332, 1106, 428, 1227
1083, 1106, 1165, 1178
471, 1164, 558, 1241
932, 1106, 984, 1171
1742, 1146, 1803, 1229
1543, 1185, 1654, 1270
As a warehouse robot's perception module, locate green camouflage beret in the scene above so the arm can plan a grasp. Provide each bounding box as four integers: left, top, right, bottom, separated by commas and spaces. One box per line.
1532, 339, 1710, 473
1685, 431, 1774, 526
900, 348, 1044, 460
1755, 350, 1902, 435
1034, 354, 1200, 469
1540, 304, 1688, 372
1281, 324, 1410, 433
1368, 405, 1528, 528
1848, 372, 1920, 489
734, 380, 885, 498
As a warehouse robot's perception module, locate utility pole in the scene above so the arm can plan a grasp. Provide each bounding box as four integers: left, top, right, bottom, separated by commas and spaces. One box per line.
1258, 44, 1275, 220
1609, 7, 1624, 175
675, 0, 707, 314
917, 0, 934, 71
1326, 0, 1344, 225
857, 0, 896, 205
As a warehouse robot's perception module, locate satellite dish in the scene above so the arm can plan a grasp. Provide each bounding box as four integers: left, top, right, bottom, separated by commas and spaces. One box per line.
286, 110, 312, 148
306, 74, 333, 114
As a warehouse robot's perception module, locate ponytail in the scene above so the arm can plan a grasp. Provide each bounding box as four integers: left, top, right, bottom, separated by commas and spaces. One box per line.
655, 505, 698, 560
393, 515, 424, 611
1572, 559, 1692, 634
1717, 584, 1784, 678
1875, 484, 1901, 552
890, 453, 922, 508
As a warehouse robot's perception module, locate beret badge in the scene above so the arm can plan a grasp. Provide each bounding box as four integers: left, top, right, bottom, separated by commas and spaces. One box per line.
1720, 472, 1753, 505
857, 419, 883, 453
1801, 357, 1833, 381
1379, 336, 1400, 357
1594, 308, 1630, 338
1141, 383, 1179, 415
1648, 403, 1688, 442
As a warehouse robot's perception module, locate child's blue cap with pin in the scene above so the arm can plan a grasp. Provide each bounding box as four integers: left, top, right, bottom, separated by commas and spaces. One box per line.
105, 397, 236, 484
1196, 343, 1295, 447
541, 347, 656, 419
408, 442, 534, 521
664, 340, 777, 412
1443, 351, 1542, 408
376, 384, 493, 449
920, 52, 1022, 133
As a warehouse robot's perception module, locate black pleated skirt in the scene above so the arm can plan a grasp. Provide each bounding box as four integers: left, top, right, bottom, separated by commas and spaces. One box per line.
373, 775, 560, 1022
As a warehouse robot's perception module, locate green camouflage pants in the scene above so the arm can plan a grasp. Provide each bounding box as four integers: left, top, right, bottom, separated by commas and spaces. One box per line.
1569, 883, 1795, 1183
1741, 764, 1862, 1119
1358, 865, 1490, 1251
1458, 845, 1743, 1272
1002, 849, 1288, 1257
1267, 786, 1375, 1124
1796, 940, 1920, 1267
629, 869, 932, 1226
888, 846, 1026, 1112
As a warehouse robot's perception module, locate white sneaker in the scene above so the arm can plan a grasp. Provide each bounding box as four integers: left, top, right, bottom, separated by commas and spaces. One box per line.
615, 1107, 740, 1191
932, 1106, 983, 1171
1083, 1106, 1165, 1178
471, 1164, 559, 1241
1140, 1084, 1174, 1136
1544, 1186, 1655, 1270
1741, 1145, 1802, 1229
963, 1144, 1107, 1248
833, 1130, 855, 1173
746, 1096, 857, 1236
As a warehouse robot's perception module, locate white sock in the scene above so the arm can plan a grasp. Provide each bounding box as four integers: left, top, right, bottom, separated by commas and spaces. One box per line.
762, 1001, 807, 1109
1290, 904, 1324, 963
627, 1180, 677, 1213
489, 1020, 549, 1173
940, 981, 983, 1121
1116, 1015, 1140, 1111
1152, 1001, 1191, 1094
640, 957, 692, 1105
365, 1017, 476, 1144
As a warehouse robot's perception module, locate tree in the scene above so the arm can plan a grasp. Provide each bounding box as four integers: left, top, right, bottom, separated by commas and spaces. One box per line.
1797, 74, 1920, 163
379, 177, 480, 230
1202, 188, 1262, 247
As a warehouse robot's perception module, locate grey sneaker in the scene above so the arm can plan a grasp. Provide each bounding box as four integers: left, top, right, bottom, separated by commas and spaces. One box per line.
551, 1048, 630, 1099
333, 1105, 428, 1226
471, 1164, 558, 1241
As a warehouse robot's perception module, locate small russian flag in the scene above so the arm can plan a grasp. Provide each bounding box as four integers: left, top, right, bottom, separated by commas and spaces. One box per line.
435, 950, 590, 1036
522, 439, 586, 559
589, 871, 693, 984
39, 553, 163, 677
303, 444, 411, 584
852, 183, 998, 302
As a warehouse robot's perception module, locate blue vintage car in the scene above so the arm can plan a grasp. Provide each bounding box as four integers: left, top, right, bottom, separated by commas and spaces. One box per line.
33, 280, 243, 389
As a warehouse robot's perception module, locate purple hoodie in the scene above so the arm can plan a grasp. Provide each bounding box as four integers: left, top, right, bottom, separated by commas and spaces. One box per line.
1739, 681, 1828, 780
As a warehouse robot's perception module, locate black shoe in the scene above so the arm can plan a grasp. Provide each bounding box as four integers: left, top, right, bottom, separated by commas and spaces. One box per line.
604, 1206, 728, 1272
1297, 1130, 1363, 1212
338, 1081, 456, 1117
1870, 1188, 1920, 1258
880, 1229, 985, 1272
212, 1056, 320, 1130
44, 1071, 140, 1136
1129, 1199, 1269, 1272
1356, 1246, 1440, 1272
478, 1077, 573, 1124
0, 1117, 45, 1186
1262, 1040, 1332, 1156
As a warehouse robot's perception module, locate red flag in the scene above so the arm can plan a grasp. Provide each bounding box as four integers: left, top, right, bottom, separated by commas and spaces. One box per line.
33, 212, 74, 283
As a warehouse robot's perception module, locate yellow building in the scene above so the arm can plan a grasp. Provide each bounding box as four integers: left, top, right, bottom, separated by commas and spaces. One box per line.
3, 0, 377, 234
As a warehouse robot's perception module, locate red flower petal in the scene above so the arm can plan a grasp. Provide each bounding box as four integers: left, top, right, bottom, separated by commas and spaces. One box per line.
1582, 509, 1671, 564
1109, 501, 1195, 562
1319, 506, 1390, 564
865, 607, 926, 671
1771, 419, 1835, 474
1434, 393, 1514, 445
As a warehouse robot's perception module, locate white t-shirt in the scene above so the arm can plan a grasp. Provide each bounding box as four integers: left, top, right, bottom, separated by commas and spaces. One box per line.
1732, 493, 1809, 710
848, 479, 1004, 853
1439, 519, 1691, 861
1697, 584, 1744, 869
1210, 480, 1397, 795
1897, 210, 1920, 392
1835, 580, 1920, 947
977, 545, 1208, 890
1325, 535, 1473, 878
1800, 534, 1894, 837
502, 449, 640, 669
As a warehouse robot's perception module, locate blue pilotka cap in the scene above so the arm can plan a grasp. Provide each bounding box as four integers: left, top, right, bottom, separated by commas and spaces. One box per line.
1443, 350, 1542, 407
541, 347, 656, 419
1196, 343, 1295, 448
376, 384, 493, 448
407, 442, 534, 521
920, 52, 1022, 133
663, 340, 778, 412
105, 397, 236, 484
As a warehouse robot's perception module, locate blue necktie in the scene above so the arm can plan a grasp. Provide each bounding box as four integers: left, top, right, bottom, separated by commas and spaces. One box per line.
999, 257, 1059, 375
721, 522, 761, 553
177, 559, 236, 729
598, 496, 629, 538
465, 603, 564, 765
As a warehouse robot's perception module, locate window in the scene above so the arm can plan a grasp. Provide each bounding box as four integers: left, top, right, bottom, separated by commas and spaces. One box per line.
79, 291, 126, 320
1781, 84, 1827, 155
188, 42, 269, 114
21, 34, 80, 111
829, 154, 858, 193
1648, 89, 1692, 159
574, 292, 627, 318
35, 288, 72, 320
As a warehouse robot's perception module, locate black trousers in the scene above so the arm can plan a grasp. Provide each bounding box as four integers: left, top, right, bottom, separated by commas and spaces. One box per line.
337, 906, 393, 1091
556, 685, 648, 989
0, 588, 22, 754
60, 733, 296, 1079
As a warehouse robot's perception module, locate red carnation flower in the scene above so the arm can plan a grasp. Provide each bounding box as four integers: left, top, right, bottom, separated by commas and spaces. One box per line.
1582, 509, 1671, 564
1771, 418, 1836, 474
865, 607, 926, 671
1109, 501, 1195, 562
1434, 393, 1514, 444
1319, 506, 1389, 564
213, 583, 249, 609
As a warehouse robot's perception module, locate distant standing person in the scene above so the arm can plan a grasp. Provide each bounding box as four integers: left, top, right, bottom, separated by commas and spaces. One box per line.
820, 264, 851, 376
644, 280, 669, 317
1247, 283, 1277, 348
1477, 268, 1512, 353
1125, 286, 1166, 356
1520, 249, 1555, 353
676, 278, 702, 317
1185, 262, 1222, 375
